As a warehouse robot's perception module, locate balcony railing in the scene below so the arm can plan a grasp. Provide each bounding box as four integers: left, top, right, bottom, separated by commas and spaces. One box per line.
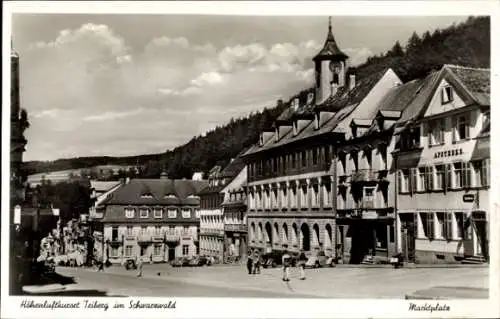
224, 224, 247, 233
165, 232, 180, 242
351, 169, 379, 183
137, 234, 152, 243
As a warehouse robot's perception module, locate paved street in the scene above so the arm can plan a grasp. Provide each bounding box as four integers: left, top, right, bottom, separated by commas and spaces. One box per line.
52, 263, 489, 298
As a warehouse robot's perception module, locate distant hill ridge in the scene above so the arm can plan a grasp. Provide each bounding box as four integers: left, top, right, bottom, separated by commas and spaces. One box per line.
23, 16, 490, 179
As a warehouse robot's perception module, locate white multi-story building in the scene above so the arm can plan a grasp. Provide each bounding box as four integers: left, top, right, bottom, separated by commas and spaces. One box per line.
394, 65, 490, 264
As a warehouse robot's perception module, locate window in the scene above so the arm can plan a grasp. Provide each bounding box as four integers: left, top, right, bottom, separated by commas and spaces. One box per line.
363, 187, 375, 208
455, 212, 465, 239
419, 213, 434, 239
323, 183, 332, 207
291, 153, 297, 169
378, 145, 387, 169
425, 167, 434, 191
141, 226, 147, 235
300, 185, 308, 208
273, 158, 278, 172
182, 245, 189, 256
481, 111, 490, 136
398, 169, 410, 193
167, 209, 177, 218
140, 208, 149, 218
301, 151, 307, 167
389, 225, 395, 243
417, 168, 426, 192
111, 247, 119, 257
452, 162, 471, 189
339, 152, 347, 175
364, 149, 372, 169
111, 227, 119, 240
125, 245, 133, 257
154, 244, 162, 256
155, 226, 162, 235
410, 168, 418, 193
434, 165, 445, 190
441, 86, 453, 104
311, 185, 319, 208
428, 118, 445, 146
436, 212, 452, 239
325, 146, 331, 164
125, 208, 135, 218
481, 159, 490, 187
126, 226, 133, 236
454, 114, 470, 142
153, 208, 163, 218
311, 148, 317, 165
290, 188, 297, 209
272, 189, 278, 209
182, 208, 191, 218
168, 225, 175, 234
281, 188, 287, 209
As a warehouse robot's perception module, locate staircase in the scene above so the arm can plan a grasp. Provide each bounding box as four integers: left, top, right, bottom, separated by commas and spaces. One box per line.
461, 256, 487, 264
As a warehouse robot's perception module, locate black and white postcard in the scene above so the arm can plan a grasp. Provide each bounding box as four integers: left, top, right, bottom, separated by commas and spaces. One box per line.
2, 1, 499, 318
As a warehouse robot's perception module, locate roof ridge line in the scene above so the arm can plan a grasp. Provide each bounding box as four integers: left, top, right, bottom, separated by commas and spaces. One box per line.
444, 64, 490, 71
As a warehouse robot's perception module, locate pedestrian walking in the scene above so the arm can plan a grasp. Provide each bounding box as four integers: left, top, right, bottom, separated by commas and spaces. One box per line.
298, 251, 307, 280
246, 255, 253, 275
136, 254, 143, 277
282, 251, 291, 281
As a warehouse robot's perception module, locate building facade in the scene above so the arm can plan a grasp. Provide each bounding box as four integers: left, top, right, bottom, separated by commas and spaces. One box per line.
220, 159, 248, 259
242, 19, 401, 260
394, 65, 490, 264
198, 166, 225, 260
101, 175, 207, 264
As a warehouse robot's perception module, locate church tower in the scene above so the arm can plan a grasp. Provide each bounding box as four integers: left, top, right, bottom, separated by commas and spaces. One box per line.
313, 17, 349, 105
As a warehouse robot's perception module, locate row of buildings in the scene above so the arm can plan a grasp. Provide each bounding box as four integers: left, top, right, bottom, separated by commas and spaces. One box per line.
62, 19, 489, 265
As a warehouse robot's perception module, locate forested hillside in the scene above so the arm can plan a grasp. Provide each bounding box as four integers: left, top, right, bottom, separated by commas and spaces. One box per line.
23, 16, 490, 179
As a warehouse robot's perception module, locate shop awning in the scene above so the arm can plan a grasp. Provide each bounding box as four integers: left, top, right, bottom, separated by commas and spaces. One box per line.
470, 138, 490, 161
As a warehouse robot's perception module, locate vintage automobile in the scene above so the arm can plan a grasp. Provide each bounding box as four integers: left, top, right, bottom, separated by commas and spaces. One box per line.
305, 251, 334, 268
171, 257, 185, 267
261, 251, 298, 268
188, 256, 206, 267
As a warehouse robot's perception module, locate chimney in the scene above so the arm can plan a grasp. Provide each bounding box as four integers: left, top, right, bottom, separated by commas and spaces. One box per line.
293, 98, 300, 111
349, 74, 356, 90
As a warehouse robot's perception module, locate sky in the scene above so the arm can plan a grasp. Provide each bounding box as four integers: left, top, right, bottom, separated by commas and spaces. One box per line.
12, 14, 468, 161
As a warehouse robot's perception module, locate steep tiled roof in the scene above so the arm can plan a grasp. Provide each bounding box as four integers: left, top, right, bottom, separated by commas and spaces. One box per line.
316, 69, 389, 113
90, 181, 121, 193
396, 71, 442, 124
243, 69, 391, 157
445, 65, 490, 106
220, 156, 246, 178
105, 179, 208, 206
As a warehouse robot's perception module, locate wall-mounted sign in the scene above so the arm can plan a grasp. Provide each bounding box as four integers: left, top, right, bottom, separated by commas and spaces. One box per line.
434, 148, 464, 159
14, 205, 21, 225
463, 194, 475, 203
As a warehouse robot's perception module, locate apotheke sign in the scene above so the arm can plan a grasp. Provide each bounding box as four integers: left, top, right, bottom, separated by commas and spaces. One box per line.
434, 148, 463, 159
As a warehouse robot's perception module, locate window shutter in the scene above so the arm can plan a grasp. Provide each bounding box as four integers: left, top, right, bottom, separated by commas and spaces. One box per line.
410, 168, 418, 194
398, 171, 403, 193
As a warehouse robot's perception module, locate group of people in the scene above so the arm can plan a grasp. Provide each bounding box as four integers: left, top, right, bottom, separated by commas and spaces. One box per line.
246, 252, 262, 275
246, 250, 309, 281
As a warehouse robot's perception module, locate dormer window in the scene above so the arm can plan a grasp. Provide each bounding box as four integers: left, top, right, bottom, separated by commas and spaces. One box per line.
139, 208, 150, 218
441, 85, 453, 104
351, 126, 357, 138
153, 208, 163, 218
314, 113, 320, 130
182, 208, 192, 219
141, 193, 153, 199
124, 207, 135, 218
164, 194, 176, 199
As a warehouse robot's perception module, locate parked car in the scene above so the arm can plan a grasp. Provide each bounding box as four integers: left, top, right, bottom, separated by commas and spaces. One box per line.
124, 259, 137, 270
305, 251, 333, 268
261, 251, 298, 268
188, 256, 207, 267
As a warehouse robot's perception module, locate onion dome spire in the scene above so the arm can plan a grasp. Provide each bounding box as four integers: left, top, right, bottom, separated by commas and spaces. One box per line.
313, 16, 349, 62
